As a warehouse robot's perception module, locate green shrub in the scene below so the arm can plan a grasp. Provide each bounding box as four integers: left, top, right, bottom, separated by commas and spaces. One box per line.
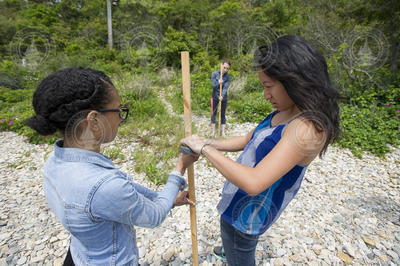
191, 51, 213, 74
0, 71, 23, 90
338, 103, 400, 158
191, 72, 212, 114
0, 60, 41, 90
230, 91, 273, 123
159, 26, 201, 68
243, 74, 263, 93
0, 87, 59, 144
64, 53, 94, 69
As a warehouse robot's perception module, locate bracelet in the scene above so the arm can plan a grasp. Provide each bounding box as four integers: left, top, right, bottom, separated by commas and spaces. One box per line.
200, 143, 210, 155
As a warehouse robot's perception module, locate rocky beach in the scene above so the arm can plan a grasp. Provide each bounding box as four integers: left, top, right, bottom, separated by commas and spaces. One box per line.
0, 120, 399, 265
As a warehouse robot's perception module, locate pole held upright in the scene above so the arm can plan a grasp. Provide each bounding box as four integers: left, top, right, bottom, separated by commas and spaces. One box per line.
181, 51, 199, 266
218, 63, 223, 138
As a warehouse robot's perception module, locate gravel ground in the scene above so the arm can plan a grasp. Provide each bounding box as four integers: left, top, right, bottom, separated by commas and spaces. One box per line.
0, 120, 399, 265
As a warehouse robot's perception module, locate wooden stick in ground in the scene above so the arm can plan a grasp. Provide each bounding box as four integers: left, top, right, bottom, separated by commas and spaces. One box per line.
181, 51, 199, 266
218, 63, 223, 138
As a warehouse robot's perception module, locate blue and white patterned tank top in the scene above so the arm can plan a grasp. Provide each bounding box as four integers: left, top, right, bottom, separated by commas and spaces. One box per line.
217, 110, 308, 235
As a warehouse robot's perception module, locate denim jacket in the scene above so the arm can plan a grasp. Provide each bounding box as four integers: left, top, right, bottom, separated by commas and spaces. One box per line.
211, 70, 231, 101
43, 140, 186, 265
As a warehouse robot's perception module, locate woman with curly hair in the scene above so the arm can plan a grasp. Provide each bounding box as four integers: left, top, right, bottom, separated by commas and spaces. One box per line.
27, 67, 198, 265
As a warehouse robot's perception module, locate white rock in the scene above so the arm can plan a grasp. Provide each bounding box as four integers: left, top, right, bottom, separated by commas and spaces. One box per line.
138, 247, 145, 258
163, 246, 175, 261
0, 233, 11, 241
156, 246, 163, 255
386, 250, 399, 261
53, 258, 64, 266
17, 256, 27, 265
0, 121, 399, 266
373, 249, 382, 257
343, 242, 356, 258
276, 248, 286, 257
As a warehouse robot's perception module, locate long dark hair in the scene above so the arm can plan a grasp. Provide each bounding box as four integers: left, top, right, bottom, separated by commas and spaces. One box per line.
255, 35, 340, 156
26, 67, 114, 136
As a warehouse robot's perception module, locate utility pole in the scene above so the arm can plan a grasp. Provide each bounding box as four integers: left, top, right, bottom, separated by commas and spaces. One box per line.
107, 0, 113, 49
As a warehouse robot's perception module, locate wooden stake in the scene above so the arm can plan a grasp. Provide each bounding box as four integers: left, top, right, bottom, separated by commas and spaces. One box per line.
218, 63, 223, 138
181, 51, 199, 266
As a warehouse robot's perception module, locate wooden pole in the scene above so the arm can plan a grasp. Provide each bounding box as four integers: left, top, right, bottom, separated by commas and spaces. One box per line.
218, 63, 223, 138
181, 51, 199, 266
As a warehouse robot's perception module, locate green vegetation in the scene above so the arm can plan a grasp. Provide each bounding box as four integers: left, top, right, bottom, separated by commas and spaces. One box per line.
0, 0, 399, 183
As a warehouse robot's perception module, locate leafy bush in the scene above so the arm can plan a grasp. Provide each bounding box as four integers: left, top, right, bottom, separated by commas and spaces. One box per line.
0, 87, 59, 144
191, 72, 212, 114
230, 91, 273, 123
0, 60, 42, 90
243, 74, 263, 93
191, 51, 214, 74
159, 26, 201, 68
338, 103, 400, 157
0, 71, 23, 90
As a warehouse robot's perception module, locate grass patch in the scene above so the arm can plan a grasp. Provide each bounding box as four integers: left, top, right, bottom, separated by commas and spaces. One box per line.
103, 144, 125, 161
122, 112, 185, 185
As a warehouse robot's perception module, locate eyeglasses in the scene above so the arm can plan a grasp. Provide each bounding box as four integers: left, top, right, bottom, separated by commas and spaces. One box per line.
96, 107, 130, 123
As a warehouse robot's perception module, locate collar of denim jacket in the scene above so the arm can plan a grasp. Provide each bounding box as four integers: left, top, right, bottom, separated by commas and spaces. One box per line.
53, 140, 117, 169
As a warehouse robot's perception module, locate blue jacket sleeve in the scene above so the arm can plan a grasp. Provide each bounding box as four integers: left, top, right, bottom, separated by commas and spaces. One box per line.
90, 172, 186, 228
131, 182, 158, 200
211, 71, 220, 90
222, 74, 231, 99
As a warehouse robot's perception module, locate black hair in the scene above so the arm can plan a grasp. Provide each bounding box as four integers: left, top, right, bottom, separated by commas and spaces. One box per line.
255, 35, 340, 156
26, 67, 114, 136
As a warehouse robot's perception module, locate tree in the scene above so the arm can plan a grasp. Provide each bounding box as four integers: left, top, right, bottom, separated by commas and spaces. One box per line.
107, 0, 113, 49
337, 0, 400, 74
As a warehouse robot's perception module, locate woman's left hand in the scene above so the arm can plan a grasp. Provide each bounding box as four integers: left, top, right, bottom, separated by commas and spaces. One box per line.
173, 191, 195, 207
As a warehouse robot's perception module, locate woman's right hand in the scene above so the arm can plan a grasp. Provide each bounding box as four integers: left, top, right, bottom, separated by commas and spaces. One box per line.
180, 135, 208, 154
173, 191, 195, 207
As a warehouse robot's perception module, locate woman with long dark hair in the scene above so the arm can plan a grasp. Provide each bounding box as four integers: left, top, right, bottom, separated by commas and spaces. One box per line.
181, 35, 340, 266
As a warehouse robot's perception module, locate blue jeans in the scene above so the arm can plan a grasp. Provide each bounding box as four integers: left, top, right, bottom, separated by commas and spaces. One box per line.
220, 217, 259, 266
211, 99, 227, 125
